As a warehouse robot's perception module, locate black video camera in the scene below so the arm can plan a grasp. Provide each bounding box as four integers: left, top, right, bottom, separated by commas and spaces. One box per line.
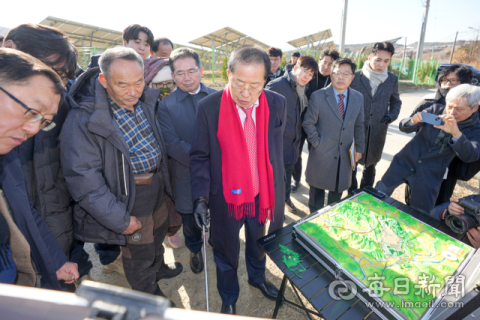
445, 198, 480, 234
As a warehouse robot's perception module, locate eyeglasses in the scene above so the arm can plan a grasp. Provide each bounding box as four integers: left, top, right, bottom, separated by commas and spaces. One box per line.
174, 67, 200, 78
152, 81, 175, 89
0, 87, 56, 131
270, 57, 282, 62
231, 85, 263, 95
441, 78, 460, 85
331, 71, 354, 78
300, 67, 315, 79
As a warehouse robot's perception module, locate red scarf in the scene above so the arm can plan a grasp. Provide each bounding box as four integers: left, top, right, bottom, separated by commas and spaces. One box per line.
217, 86, 275, 224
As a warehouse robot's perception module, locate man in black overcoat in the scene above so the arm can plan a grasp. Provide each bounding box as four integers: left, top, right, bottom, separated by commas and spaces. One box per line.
190, 45, 286, 314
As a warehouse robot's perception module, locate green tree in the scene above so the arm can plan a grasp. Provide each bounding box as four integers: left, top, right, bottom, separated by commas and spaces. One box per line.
280, 54, 287, 70
222, 57, 228, 81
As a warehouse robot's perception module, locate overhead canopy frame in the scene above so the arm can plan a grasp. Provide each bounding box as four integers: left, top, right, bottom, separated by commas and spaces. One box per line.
287, 29, 333, 52
39, 16, 123, 48
189, 27, 271, 82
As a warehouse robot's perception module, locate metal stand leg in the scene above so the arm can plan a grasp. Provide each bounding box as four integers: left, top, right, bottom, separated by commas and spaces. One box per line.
272, 275, 287, 319
292, 282, 313, 320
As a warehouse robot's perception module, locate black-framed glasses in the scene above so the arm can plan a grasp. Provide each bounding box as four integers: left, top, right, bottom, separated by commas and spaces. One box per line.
0, 87, 56, 131
441, 78, 460, 85
153, 81, 175, 89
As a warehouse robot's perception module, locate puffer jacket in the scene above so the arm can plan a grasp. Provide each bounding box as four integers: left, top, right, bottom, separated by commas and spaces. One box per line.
17, 90, 73, 255
1, 151, 67, 290
60, 67, 172, 245
266, 71, 305, 165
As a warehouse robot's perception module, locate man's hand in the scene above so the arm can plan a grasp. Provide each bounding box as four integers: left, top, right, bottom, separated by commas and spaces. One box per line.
355, 152, 362, 162
56, 261, 79, 284
411, 110, 427, 125
380, 115, 392, 125
193, 197, 210, 231
159, 91, 173, 100
121, 216, 142, 235
435, 114, 462, 138
447, 197, 465, 216
467, 227, 480, 249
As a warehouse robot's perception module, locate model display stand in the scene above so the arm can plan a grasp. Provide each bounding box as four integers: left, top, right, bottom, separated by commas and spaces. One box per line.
293, 192, 477, 320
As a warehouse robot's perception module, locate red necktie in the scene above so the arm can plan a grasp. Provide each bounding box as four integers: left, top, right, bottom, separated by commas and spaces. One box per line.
241, 107, 259, 196
338, 94, 345, 118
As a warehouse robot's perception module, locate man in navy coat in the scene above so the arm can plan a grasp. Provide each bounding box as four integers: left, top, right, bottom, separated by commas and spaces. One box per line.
190, 45, 286, 314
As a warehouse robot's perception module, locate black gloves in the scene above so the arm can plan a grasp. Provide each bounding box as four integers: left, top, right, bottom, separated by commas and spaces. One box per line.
193, 197, 210, 231
381, 115, 392, 125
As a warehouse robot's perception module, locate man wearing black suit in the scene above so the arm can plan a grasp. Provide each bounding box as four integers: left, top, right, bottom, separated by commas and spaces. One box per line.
190, 45, 286, 314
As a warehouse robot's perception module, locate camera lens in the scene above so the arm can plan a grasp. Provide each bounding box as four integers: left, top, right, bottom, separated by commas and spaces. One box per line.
446, 214, 479, 234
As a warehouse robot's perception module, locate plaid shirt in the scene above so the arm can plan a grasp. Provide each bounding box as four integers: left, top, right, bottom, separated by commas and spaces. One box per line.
110, 99, 161, 174
268, 68, 283, 82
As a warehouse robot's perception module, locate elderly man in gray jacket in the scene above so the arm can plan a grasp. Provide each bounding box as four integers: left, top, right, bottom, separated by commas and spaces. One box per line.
303, 58, 365, 213
157, 48, 216, 274
60, 47, 180, 302
349, 42, 402, 192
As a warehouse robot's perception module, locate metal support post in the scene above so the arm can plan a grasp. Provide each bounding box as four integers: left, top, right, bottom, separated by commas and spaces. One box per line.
212, 39, 215, 83
339, 0, 348, 53
449, 32, 458, 64
413, 0, 430, 81
399, 37, 407, 80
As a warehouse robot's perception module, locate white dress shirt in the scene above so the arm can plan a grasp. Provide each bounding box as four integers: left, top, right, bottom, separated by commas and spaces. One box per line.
236, 99, 259, 129
188, 86, 202, 95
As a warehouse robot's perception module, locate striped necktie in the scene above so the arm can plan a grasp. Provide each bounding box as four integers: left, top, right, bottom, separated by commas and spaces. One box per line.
338, 94, 345, 118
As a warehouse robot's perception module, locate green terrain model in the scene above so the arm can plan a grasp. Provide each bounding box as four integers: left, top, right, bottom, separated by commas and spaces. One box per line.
298, 193, 472, 320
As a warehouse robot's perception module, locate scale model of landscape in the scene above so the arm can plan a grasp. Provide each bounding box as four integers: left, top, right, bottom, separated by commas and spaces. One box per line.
298, 193, 472, 320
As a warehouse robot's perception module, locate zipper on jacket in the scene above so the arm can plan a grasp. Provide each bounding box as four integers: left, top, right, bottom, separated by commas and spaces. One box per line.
117, 149, 128, 196
123, 155, 128, 196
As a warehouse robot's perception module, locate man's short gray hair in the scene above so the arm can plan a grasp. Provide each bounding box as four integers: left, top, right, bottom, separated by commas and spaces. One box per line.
169, 48, 201, 73
446, 84, 480, 109
99, 47, 144, 79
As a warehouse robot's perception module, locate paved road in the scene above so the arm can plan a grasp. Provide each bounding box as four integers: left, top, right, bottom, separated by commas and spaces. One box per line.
289, 88, 436, 217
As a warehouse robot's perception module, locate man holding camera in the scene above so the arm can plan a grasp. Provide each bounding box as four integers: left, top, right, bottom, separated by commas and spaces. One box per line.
431, 195, 480, 249
377, 84, 480, 215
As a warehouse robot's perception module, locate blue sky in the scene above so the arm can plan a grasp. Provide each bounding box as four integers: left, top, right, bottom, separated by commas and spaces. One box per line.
2, 0, 479, 50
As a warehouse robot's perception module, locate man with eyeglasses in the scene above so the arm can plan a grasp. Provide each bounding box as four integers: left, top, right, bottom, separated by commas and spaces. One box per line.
377, 84, 480, 216
266, 56, 318, 216
0, 48, 80, 289
303, 58, 365, 213
348, 42, 402, 194
3, 24, 92, 290
405, 65, 474, 206
293, 49, 340, 194
157, 48, 216, 275
265, 47, 284, 86
190, 44, 286, 314
60, 47, 179, 303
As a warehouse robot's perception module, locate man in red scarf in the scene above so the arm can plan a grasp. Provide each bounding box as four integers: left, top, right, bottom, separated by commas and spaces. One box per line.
190, 45, 286, 314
